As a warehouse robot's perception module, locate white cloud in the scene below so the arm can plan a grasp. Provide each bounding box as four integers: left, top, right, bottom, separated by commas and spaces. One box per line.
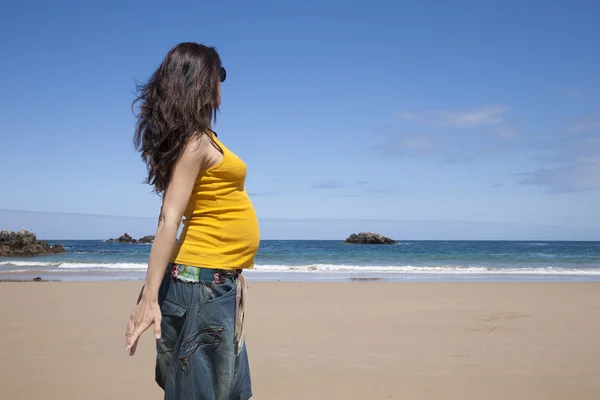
493, 126, 517, 139
311, 180, 376, 190
311, 181, 346, 189
397, 135, 442, 151
380, 134, 444, 157
310, 180, 398, 197
520, 134, 600, 192
378, 130, 523, 163
520, 162, 600, 193
568, 117, 600, 133
398, 105, 509, 128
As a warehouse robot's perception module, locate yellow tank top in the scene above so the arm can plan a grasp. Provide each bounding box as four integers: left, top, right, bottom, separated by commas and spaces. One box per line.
171, 129, 260, 270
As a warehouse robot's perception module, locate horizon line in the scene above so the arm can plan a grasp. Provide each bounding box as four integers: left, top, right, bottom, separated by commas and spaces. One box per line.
41, 238, 600, 242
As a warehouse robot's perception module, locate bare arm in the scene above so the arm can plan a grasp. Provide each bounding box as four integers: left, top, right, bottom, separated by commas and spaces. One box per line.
125, 133, 209, 355
142, 137, 206, 300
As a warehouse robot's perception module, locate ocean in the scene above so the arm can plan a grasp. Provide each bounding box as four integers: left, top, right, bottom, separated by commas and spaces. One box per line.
1, 240, 599, 282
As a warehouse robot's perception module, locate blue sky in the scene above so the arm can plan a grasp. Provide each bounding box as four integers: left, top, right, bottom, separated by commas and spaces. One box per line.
1, 0, 599, 239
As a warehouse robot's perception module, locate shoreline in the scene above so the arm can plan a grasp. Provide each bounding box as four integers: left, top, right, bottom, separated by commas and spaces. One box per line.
1, 270, 600, 283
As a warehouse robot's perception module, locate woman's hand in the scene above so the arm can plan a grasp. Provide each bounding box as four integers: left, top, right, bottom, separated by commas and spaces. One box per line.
125, 290, 162, 356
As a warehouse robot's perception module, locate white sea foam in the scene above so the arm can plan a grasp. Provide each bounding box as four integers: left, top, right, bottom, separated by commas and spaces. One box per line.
1, 261, 599, 275
0, 261, 147, 270
535, 253, 556, 258
0, 261, 62, 267
251, 264, 600, 275
57, 262, 147, 270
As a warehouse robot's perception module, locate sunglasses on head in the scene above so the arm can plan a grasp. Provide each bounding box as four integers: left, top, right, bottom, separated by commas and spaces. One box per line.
219, 66, 226, 83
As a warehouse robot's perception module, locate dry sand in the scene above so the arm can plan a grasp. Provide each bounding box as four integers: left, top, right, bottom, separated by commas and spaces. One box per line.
0, 281, 599, 399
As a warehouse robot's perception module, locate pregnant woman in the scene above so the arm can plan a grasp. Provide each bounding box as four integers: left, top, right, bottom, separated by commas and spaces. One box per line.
124, 42, 259, 400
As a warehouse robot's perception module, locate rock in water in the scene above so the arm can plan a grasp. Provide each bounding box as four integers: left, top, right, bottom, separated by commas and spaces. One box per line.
106, 233, 138, 244
0, 229, 66, 257
137, 235, 155, 244
344, 232, 397, 244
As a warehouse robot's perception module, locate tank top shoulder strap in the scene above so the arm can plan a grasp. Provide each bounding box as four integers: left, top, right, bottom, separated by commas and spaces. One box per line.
204, 127, 226, 154
204, 127, 218, 138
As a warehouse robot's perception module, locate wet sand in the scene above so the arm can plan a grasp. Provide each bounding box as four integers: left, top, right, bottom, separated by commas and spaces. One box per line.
0, 281, 599, 399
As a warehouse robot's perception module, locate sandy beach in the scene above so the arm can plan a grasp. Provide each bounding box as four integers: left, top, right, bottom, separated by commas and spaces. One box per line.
0, 281, 599, 399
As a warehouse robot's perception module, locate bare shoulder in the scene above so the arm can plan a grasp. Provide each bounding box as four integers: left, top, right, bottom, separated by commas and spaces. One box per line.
163, 131, 211, 202
178, 131, 214, 169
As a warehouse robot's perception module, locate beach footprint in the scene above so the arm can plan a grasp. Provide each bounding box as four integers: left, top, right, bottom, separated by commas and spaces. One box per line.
467, 311, 530, 334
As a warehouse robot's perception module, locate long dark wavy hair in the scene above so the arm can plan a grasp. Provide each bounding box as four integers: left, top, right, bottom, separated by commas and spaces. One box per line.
133, 42, 223, 195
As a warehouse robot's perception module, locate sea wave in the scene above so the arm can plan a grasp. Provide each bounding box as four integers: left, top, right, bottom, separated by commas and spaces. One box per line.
57, 262, 147, 270
0, 261, 62, 267
1, 261, 599, 275
252, 264, 600, 275
0, 261, 147, 270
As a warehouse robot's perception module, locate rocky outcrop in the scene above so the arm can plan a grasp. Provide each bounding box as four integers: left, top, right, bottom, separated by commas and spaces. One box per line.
106, 234, 155, 244
344, 232, 397, 244
138, 235, 155, 244
106, 233, 137, 243
0, 229, 65, 257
